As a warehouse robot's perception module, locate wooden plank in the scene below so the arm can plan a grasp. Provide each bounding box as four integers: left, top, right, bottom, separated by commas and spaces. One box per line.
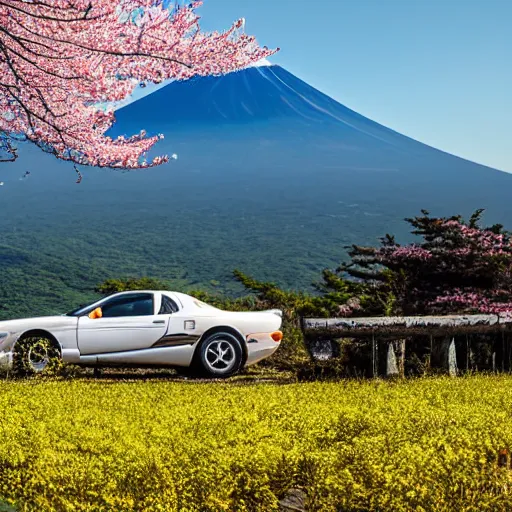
377, 340, 399, 377
427, 337, 458, 375
448, 338, 458, 376
372, 333, 377, 377
386, 342, 399, 377
302, 314, 508, 338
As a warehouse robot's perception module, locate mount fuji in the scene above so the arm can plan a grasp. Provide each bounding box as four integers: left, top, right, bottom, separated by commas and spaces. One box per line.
1, 63, 511, 316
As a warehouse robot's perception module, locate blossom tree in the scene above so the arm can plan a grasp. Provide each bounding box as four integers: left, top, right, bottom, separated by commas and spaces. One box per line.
0, 0, 278, 173
338, 209, 512, 316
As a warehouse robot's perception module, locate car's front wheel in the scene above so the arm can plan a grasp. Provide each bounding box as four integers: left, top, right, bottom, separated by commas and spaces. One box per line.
12, 334, 62, 377
195, 332, 243, 378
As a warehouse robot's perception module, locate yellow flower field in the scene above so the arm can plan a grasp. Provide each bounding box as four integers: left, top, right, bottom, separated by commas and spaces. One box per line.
1, 374, 512, 511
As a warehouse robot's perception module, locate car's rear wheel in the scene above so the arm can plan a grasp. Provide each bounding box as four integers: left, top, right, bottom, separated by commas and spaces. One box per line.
12, 334, 62, 377
195, 332, 243, 378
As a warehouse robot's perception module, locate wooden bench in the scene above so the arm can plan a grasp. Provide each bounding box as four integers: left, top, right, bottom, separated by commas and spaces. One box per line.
300, 314, 512, 377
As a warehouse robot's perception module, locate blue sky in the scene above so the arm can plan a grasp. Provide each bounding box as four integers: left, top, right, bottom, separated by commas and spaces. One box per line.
192, 0, 511, 172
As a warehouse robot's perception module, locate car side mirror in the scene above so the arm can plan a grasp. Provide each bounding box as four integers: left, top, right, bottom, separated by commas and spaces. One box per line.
88, 307, 103, 319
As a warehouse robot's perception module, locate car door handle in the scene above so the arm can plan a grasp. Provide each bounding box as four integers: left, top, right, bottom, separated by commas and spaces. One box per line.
152, 320, 166, 324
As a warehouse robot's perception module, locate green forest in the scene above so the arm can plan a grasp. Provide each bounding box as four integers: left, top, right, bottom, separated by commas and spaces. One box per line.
0, 186, 404, 321
1, 207, 510, 324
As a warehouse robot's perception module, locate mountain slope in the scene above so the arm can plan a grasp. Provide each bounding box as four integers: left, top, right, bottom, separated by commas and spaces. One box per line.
112, 65, 499, 169
0, 65, 510, 318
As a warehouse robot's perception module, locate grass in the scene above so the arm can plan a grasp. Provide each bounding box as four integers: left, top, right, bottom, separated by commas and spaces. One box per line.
2, 373, 512, 511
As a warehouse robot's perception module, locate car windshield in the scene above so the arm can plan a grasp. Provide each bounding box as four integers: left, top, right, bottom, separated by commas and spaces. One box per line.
65, 298, 105, 317
65, 303, 93, 317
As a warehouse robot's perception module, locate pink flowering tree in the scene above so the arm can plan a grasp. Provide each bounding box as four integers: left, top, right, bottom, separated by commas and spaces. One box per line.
338, 209, 512, 316
0, 0, 277, 171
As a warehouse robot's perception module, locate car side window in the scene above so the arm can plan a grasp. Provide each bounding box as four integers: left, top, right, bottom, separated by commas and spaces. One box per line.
159, 295, 179, 314
101, 293, 154, 318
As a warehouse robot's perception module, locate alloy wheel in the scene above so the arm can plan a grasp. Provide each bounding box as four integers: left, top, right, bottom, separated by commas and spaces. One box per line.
204, 339, 237, 373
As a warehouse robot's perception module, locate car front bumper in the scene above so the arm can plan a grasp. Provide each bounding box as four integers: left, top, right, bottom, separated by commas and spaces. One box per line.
245, 332, 281, 366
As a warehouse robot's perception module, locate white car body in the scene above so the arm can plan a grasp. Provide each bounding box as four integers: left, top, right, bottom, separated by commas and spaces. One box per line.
0, 291, 283, 374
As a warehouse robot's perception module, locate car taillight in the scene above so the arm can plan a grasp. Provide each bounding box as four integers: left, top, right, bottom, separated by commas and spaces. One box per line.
271, 331, 283, 342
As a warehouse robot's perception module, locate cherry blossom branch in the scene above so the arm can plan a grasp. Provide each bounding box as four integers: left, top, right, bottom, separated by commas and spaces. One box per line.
0, 0, 278, 171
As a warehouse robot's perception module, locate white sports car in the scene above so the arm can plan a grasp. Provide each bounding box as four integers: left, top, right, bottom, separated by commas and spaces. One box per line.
0, 290, 283, 378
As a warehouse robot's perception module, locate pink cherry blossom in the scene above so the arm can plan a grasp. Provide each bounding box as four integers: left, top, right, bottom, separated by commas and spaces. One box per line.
377, 245, 433, 262
338, 296, 362, 317
0, 0, 278, 169
371, 216, 512, 314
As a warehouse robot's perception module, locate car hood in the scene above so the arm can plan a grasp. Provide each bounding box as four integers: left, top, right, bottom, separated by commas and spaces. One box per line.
0, 315, 77, 333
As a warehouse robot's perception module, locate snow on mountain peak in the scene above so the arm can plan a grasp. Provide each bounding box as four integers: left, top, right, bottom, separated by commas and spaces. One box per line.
100, 58, 274, 111
246, 58, 272, 68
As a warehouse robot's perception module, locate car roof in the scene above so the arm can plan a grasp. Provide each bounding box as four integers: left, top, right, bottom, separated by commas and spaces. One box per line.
109, 290, 193, 308
110, 290, 185, 296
